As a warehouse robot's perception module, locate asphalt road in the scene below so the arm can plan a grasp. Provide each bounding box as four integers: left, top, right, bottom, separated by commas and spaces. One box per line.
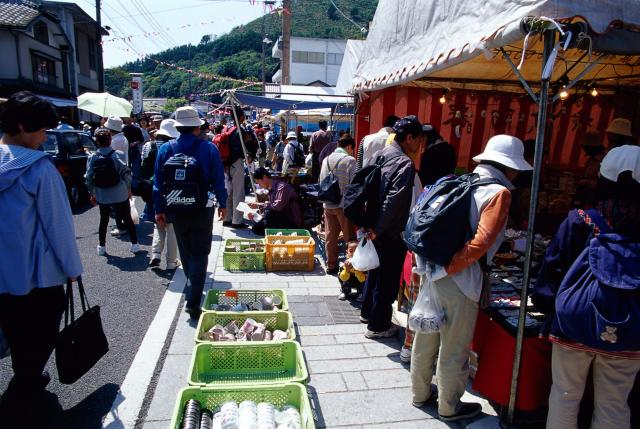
0, 199, 172, 429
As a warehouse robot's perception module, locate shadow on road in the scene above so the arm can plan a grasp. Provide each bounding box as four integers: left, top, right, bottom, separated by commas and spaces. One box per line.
56, 383, 120, 429
105, 251, 151, 272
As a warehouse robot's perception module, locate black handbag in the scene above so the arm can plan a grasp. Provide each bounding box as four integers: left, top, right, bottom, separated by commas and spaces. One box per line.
318, 157, 344, 204
55, 277, 109, 384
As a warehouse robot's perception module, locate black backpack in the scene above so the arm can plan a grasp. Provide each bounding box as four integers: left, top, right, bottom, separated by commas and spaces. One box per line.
343, 154, 399, 228
161, 140, 207, 213
91, 150, 120, 188
291, 142, 305, 168
318, 156, 345, 204
140, 141, 157, 180
403, 173, 499, 266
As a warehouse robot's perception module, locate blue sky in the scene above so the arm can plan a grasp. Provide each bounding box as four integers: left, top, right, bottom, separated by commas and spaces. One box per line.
65, 0, 268, 67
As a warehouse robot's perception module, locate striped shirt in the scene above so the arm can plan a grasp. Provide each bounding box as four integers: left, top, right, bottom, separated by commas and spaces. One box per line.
318, 147, 356, 209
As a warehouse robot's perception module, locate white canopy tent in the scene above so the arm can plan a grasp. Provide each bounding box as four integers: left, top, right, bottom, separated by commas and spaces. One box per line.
336, 39, 365, 95
351, 0, 640, 425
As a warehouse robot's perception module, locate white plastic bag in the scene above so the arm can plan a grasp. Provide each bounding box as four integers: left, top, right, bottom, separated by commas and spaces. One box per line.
130, 197, 140, 225
350, 237, 380, 271
408, 275, 446, 333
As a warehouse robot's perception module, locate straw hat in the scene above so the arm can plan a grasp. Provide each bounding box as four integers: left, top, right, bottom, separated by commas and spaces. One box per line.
605, 118, 632, 137
472, 135, 533, 171
600, 145, 640, 183
173, 106, 204, 127
104, 116, 123, 132
155, 119, 179, 139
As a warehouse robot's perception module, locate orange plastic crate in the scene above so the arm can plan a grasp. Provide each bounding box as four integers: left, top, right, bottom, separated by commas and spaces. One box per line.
265, 235, 315, 271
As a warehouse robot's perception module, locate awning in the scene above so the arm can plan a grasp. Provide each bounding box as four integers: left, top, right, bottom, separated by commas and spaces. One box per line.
235, 92, 351, 111
336, 40, 365, 94
352, 0, 640, 93
38, 94, 77, 107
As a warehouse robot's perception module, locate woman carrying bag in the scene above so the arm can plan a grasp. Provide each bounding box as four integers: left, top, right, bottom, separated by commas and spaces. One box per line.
533, 145, 640, 428
87, 128, 140, 256
0, 92, 83, 416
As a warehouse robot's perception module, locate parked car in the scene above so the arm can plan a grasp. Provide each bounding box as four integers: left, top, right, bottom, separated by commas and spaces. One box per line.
42, 130, 96, 207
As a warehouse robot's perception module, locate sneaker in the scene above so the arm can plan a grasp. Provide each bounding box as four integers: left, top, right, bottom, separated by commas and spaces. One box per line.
230, 223, 249, 229
96, 245, 106, 256
185, 305, 202, 320
110, 228, 126, 237
400, 345, 412, 363
326, 266, 339, 275
359, 315, 369, 324
166, 260, 181, 270
338, 292, 347, 301
365, 325, 399, 339
131, 243, 141, 254
148, 258, 161, 267
439, 402, 482, 422
412, 385, 438, 408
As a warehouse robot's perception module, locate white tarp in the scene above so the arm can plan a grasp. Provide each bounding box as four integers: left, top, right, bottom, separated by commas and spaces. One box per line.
264, 84, 352, 104
353, 0, 640, 92
336, 40, 365, 94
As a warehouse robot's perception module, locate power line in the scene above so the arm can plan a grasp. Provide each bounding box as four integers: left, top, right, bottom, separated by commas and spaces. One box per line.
327, 0, 367, 34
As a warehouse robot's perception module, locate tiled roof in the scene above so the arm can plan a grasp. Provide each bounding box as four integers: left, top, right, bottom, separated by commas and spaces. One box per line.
0, 2, 40, 28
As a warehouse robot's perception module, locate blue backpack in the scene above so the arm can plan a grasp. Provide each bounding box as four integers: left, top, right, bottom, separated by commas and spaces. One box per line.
161, 140, 207, 213
555, 210, 640, 351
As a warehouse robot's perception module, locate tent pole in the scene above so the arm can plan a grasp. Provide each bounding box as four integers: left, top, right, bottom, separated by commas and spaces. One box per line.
504, 28, 556, 427
225, 92, 257, 194
500, 48, 538, 103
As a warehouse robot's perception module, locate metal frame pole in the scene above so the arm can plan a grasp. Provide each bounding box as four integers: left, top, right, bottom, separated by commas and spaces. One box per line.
226, 92, 257, 193
504, 28, 556, 427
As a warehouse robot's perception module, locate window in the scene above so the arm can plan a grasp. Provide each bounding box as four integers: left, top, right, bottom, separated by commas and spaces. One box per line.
31, 53, 56, 86
88, 35, 96, 70
33, 22, 49, 44
75, 32, 80, 63
62, 133, 84, 156
292, 50, 325, 64
327, 53, 343, 65
42, 133, 59, 154
80, 135, 96, 152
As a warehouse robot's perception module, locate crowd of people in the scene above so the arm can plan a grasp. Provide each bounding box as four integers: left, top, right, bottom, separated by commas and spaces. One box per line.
1, 89, 639, 427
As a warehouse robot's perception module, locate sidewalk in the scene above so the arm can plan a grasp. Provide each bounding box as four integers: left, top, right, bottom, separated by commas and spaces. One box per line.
139, 221, 499, 428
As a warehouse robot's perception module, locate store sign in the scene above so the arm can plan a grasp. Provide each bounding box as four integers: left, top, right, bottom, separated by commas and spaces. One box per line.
130, 75, 143, 115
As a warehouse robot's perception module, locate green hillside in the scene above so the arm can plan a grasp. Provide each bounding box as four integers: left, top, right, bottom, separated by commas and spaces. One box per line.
105, 0, 377, 102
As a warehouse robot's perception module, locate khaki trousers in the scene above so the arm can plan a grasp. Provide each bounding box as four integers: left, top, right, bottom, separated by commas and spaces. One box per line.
410, 276, 478, 416
151, 223, 178, 263
224, 158, 246, 225
323, 207, 354, 269
547, 343, 640, 429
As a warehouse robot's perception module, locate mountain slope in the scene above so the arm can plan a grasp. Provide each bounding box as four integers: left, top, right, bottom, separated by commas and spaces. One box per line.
104, 0, 378, 101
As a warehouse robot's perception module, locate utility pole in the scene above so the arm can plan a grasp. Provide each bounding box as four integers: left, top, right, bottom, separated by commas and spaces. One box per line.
95, 0, 104, 92
261, 12, 266, 92
188, 43, 192, 105
281, 0, 291, 85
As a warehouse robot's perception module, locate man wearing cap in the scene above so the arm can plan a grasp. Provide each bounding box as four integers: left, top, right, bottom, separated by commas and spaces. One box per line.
153, 106, 227, 318
606, 117, 636, 149
282, 131, 305, 172
410, 134, 532, 422
360, 116, 421, 340
105, 116, 129, 165
151, 114, 163, 131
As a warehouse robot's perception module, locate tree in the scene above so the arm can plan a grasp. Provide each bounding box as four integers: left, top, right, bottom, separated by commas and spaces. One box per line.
163, 98, 187, 114
200, 34, 211, 45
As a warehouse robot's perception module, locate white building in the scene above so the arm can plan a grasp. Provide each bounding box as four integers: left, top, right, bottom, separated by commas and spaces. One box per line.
272, 36, 347, 86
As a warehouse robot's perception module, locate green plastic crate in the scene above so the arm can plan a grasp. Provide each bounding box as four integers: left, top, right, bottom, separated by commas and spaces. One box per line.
170, 384, 315, 429
223, 239, 265, 271
188, 340, 308, 386
265, 228, 311, 237
202, 289, 289, 311
195, 310, 296, 343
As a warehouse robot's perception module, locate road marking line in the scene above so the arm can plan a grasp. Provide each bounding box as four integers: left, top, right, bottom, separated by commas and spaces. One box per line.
102, 267, 186, 429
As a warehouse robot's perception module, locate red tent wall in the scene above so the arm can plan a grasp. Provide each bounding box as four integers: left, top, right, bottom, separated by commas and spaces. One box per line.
355, 86, 639, 172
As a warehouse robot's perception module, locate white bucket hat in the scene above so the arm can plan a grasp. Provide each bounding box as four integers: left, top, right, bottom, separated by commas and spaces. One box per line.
104, 116, 123, 132
286, 131, 297, 140
605, 117, 632, 137
173, 106, 204, 127
472, 134, 533, 171
155, 119, 179, 139
600, 145, 640, 183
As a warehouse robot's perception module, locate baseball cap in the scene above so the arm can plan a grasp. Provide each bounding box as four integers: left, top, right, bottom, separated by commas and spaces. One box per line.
393, 115, 423, 136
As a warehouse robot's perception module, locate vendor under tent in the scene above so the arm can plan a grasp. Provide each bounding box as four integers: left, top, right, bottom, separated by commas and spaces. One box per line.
352, 0, 640, 425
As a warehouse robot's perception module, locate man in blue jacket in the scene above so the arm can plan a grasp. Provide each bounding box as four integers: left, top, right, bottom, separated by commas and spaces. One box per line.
153, 106, 227, 318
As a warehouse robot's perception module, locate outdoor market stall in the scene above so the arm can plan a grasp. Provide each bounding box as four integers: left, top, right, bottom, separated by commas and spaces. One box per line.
351, 0, 640, 424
